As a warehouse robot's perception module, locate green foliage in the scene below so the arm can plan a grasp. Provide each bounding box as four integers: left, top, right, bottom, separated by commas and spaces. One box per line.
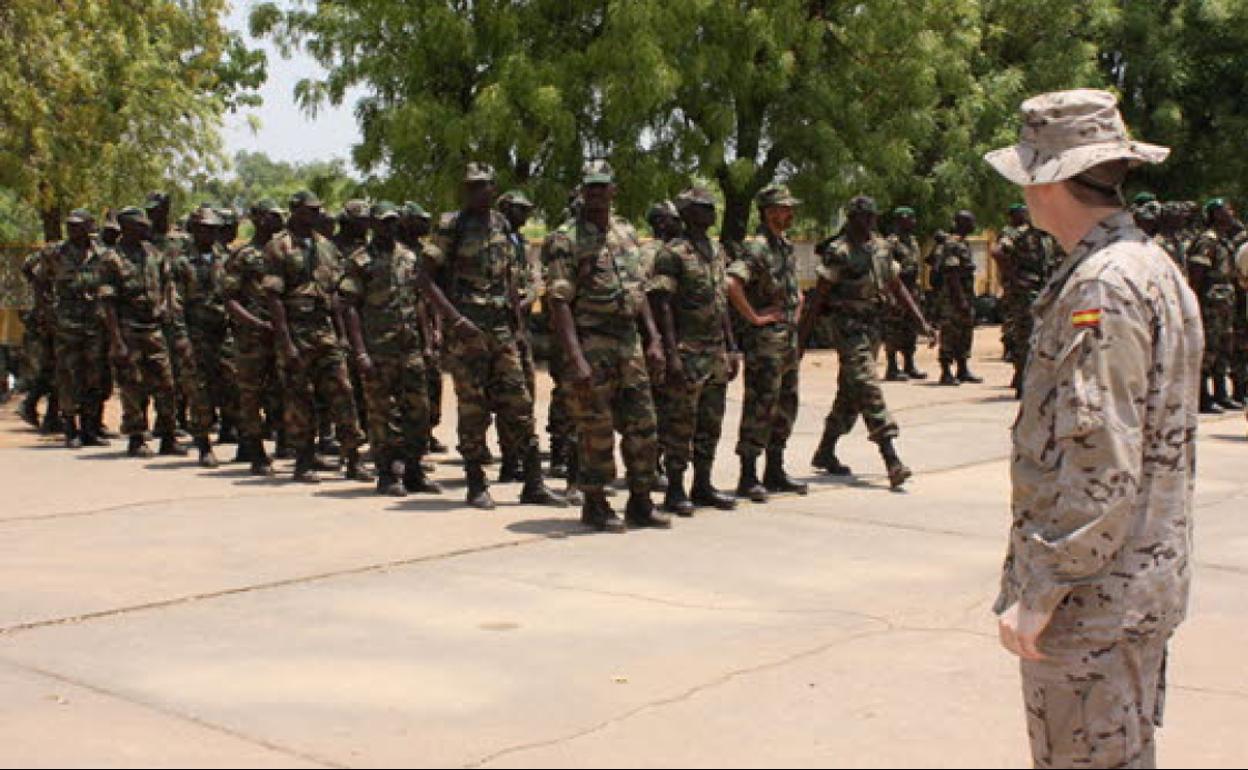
186, 150, 365, 214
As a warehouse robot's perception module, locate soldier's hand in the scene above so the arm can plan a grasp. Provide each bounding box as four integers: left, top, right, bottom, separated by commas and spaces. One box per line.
728, 351, 742, 381
646, 340, 666, 383
355, 352, 373, 376
667, 354, 686, 387
571, 354, 594, 390
753, 306, 784, 326
282, 340, 301, 368
998, 602, 1053, 662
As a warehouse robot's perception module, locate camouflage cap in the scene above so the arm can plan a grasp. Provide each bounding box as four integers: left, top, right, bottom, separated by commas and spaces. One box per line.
143, 191, 171, 210
465, 162, 497, 183
189, 206, 224, 227
892, 206, 916, 218
498, 190, 534, 209
581, 159, 615, 185
402, 201, 431, 221
250, 198, 285, 217
117, 206, 152, 226
218, 208, 239, 227
289, 190, 323, 210
65, 208, 95, 224
675, 187, 716, 210
985, 89, 1169, 187
846, 195, 878, 215
339, 199, 371, 221
756, 184, 800, 210
370, 201, 401, 220
646, 200, 678, 223
102, 213, 121, 233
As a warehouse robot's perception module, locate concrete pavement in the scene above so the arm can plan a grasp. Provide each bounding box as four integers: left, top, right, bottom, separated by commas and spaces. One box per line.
1, 329, 1245, 768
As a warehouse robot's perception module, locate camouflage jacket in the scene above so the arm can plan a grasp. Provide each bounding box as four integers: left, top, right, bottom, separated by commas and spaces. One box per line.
997, 223, 1058, 296
997, 211, 1200, 644
725, 228, 802, 328
651, 234, 729, 351
223, 236, 275, 332
21, 247, 56, 332
933, 234, 976, 300
815, 233, 899, 316
261, 230, 342, 322
1187, 228, 1237, 305
428, 210, 514, 325
508, 231, 535, 306
887, 233, 922, 291
97, 241, 174, 330
43, 239, 107, 332
1153, 232, 1186, 271
542, 214, 646, 341
172, 242, 231, 335
339, 240, 424, 353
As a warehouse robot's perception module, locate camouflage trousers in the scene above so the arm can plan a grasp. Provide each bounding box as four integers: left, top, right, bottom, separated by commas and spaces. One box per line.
280, 317, 364, 453
661, 348, 729, 473
497, 336, 537, 459
166, 332, 215, 440
362, 346, 430, 464
445, 325, 538, 464
546, 343, 574, 448
1002, 291, 1039, 368
21, 321, 55, 398
189, 322, 240, 433
938, 305, 975, 365
425, 349, 444, 431
1200, 297, 1235, 376
824, 317, 898, 442
234, 329, 284, 443
564, 332, 657, 494
115, 325, 177, 437
881, 302, 920, 357
53, 325, 108, 419
1021, 632, 1170, 769
736, 324, 800, 459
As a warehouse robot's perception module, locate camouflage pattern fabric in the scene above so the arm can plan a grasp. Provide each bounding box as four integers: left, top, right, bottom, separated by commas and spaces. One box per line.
1187, 228, 1237, 376
882, 233, 923, 357
933, 234, 976, 364
997, 223, 1060, 368
44, 240, 109, 418
224, 237, 284, 443
173, 241, 239, 437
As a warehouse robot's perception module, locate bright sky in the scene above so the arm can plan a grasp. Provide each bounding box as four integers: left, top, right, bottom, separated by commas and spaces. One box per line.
221, 1, 364, 167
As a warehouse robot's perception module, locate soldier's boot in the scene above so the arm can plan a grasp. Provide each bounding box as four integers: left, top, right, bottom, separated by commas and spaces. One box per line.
158, 433, 189, 456
519, 447, 566, 507
1213, 375, 1241, 410
652, 467, 669, 493
763, 449, 809, 495
293, 448, 322, 484
233, 437, 255, 464
661, 466, 695, 517
625, 491, 672, 529
903, 351, 927, 380
94, 404, 118, 439
403, 456, 443, 494
879, 438, 912, 490
884, 352, 907, 382
217, 419, 239, 445
274, 430, 294, 459
548, 438, 568, 479
249, 440, 276, 477
81, 411, 110, 447
63, 417, 83, 449
40, 402, 63, 435
17, 395, 39, 428
465, 462, 496, 510
735, 456, 769, 503
1200, 376, 1224, 415
811, 429, 852, 476
497, 451, 521, 484
195, 436, 220, 469
938, 360, 959, 386
318, 436, 341, 456
690, 461, 736, 510
581, 490, 625, 533
375, 455, 407, 497
344, 448, 375, 482
175, 404, 190, 439
428, 434, 448, 454
955, 358, 983, 384
1233, 376, 1248, 404
311, 452, 340, 472
127, 434, 154, 458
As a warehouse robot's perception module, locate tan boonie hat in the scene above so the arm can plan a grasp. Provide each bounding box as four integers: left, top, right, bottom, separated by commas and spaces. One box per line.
465, 162, 496, 183
985, 89, 1169, 187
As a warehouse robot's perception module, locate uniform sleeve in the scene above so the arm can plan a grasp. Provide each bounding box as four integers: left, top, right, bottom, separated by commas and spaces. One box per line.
1236, 243, 1248, 289
427, 216, 455, 267
1015, 278, 1151, 615
96, 253, 119, 300
221, 251, 244, 300
725, 242, 759, 284
649, 244, 680, 295
814, 245, 843, 285
337, 252, 366, 303
541, 233, 577, 303
261, 241, 286, 294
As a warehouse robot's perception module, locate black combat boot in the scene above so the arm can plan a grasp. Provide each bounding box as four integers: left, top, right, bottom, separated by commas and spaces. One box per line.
548, 437, 568, 479
690, 461, 736, 510
903, 351, 927, 380
1213, 375, 1241, 410
249, 439, 275, 477
735, 455, 768, 502
217, 418, 239, 445
625, 490, 672, 529
938, 360, 959, 386
879, 438, 912, 490
465, 462, 496, 510
1233, 376, 1248, 404
811, 429, 852, 476
403, 454, 443, 494
127, 434, 154, 458
375, 454, 407, 497
17, 395, 40, 428
1200, 376, 1223, 415
233, 437, 255, 464
884, 351, 907, 382
428, 433, 448, 454
195, 436, 220, 469
274, 429, 294, 459
40, 404, 63, 435
497, 451, 521, 484
519, 446, 565, 506
63, 416, 83, 449
80, 410, 109, 446
293, 447, 321, 483
158, 433, 188, 456
581, 489, 625, 533
764, 449, 809, 495
956, 358, 983, 384
661, 465, 695, 517
344, 447, 375, 482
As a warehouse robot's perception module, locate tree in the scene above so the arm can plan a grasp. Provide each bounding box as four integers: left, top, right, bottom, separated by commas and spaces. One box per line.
0, 0, 264, 241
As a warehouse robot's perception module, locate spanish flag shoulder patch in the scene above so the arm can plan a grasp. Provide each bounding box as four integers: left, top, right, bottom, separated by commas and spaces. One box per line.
1072, 308, 1102, 328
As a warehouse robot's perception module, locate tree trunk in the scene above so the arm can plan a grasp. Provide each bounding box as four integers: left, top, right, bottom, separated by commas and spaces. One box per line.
721, 188, 753, 245
40, 206, 63, 243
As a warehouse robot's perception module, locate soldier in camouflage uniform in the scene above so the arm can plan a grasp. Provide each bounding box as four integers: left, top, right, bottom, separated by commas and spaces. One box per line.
992, 203, 1060, 397
1188, 198, 1243, 413
493, 190, 538, 484
542, 160, 671, 532
988, 89, 1199, 770
398, 202, 448, 456
263, 190, 372, 483
799, 196, 934, 489
341, 202, 443, 497
881, 206, 927, 382
639, 200, 682, 493
224, 199, 286, 476
97, 207, 184, 458
17, 246, 60, 433
725, 184, 809, 503
216, 209, 240, 252
650, 187, 739, 516
425, 163, 562, 510
142, 192, 193, 437
932, 210, 982, 386
44, 209, 110, 447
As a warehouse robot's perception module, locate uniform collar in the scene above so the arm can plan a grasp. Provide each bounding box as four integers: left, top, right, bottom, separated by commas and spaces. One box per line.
1034, 210, 1136, 314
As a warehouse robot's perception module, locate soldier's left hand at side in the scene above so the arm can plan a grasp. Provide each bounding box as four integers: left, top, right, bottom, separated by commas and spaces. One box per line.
998, 601, 1054, 661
